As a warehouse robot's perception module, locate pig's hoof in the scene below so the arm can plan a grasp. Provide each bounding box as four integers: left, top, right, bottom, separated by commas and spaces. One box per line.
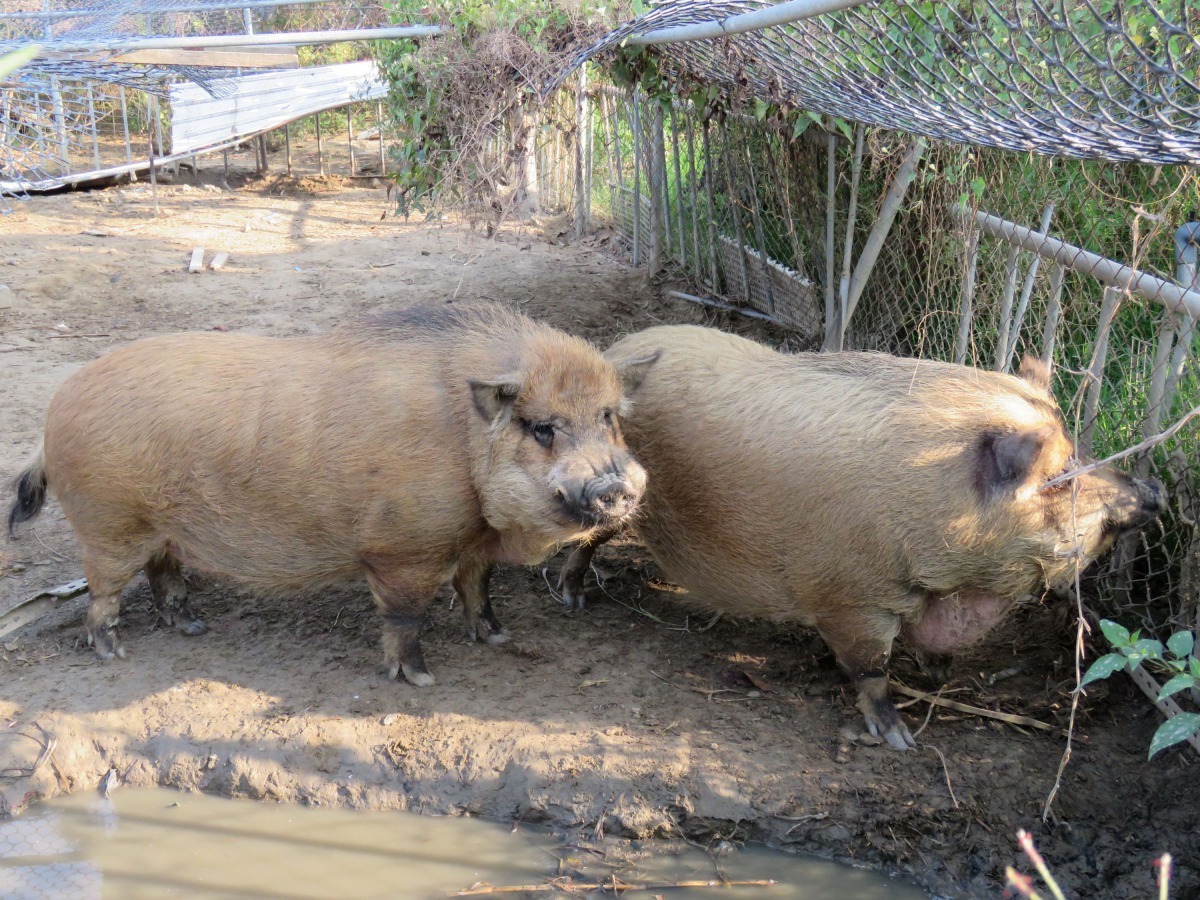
857, 681, 916, 751
485, 629, 511, 646
560, 589, 586, 611
884, 725, 916, 751
401, 664, 436, 687
864, 717, 916, 751
88, 629, 127, 660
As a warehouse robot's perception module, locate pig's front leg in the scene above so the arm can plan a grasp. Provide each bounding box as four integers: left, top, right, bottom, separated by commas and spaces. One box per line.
454, 551, 509, 644
815, 603, 915, 751
364, 560, 441, 687
558, 522, 622, 610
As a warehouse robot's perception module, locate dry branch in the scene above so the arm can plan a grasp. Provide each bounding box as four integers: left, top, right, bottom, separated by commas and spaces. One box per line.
890, 682, 1054, 732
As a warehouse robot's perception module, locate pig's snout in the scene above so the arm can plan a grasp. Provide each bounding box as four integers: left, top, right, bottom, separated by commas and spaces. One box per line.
1111, 476, 1165, 531
553, 457, 646, 526
584, 471, 641, 519
1131, 477, 1165, 525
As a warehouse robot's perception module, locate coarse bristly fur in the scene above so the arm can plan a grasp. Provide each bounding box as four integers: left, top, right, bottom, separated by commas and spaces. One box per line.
7, 301, 657, 686
560, 324, 1163, 750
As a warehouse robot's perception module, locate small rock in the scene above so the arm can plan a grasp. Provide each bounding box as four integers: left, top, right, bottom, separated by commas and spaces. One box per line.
381, 713, 398, 726
710, 742, 719, 751
10, 563, 25, 573
203, 754, 219, 770
818, 824, 853, 842
858, 733, 884, 747
0, 284, 12, 305
99, 768, 120, 797
747, 690, 762, 699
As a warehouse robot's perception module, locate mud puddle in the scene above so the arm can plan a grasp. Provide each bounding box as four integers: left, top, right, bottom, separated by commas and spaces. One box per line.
0, 787, 926, 898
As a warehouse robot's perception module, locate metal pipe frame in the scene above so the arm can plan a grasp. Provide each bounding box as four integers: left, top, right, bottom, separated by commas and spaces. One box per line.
627, 0, 871, 45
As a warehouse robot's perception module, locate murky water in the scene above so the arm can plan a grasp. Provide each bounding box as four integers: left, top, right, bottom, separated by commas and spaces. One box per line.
0, 789, 926, 899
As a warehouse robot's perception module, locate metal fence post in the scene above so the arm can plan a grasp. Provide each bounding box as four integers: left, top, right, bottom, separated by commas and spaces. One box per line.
669, 103, 686, 267
650, 101, 667, 270
684, 107, 703, 283
574, 66, 587, 240
701, 120, 720, 292
630, 88, 642, 266
955, 226, 980, 365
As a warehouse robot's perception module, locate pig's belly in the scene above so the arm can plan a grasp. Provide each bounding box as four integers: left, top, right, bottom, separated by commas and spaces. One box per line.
904, 590, 1020, 654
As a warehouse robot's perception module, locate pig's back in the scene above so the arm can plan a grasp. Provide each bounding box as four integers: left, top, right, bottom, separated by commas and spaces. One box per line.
43, 331, 474, 588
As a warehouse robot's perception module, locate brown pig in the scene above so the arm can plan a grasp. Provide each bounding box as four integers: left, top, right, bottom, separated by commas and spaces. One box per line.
7, 303, 657, 685
559, 325, 1163, 750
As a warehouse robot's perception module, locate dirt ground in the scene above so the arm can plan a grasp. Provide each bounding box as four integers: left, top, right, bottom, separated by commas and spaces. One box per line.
0, 166, 1196, 899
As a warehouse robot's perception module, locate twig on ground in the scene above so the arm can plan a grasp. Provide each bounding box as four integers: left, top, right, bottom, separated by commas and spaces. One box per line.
890, 683, 1054, 732
0, 722, 56, 779
1016, 830, 1067, 900
449, 877, 777, 895
649, 670, 738, 701
1158, 853, 1173, 900
927, 744, 959, 809
912, 685, 944, 738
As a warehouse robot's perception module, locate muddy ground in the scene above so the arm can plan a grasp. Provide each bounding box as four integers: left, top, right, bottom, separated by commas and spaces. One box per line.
0, 162, 1196, 899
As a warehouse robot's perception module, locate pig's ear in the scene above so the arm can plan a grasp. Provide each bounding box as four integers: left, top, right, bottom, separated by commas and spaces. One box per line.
1017, 355, 1052, 393
614, 351, 661, 396
979, 426, 1054, 494
469, 375, 523, 424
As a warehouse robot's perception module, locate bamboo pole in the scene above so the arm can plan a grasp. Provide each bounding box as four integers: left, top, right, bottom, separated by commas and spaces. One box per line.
823, 130, 837, 348
1002, 203, 1057, 370
1040, 263, 1066, 366
1080, 287, 1122, 457
837, 135, 926, 346
685, 108, 703, 282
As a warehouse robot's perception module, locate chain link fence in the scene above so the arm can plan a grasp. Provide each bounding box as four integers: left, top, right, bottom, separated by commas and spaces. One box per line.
529, 66, 1199, 644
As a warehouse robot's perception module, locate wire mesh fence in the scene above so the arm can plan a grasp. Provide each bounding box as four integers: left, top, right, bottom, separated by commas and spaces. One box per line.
0, 2, 391, 202
531, 66, 1199, 644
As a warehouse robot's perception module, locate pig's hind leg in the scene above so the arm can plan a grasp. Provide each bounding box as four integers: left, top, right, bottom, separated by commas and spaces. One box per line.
815, 605, 916, 751
365, 563, 440, 687
145, 551, 208, 637
453, 553, 508, 644
81, 548, 143, 660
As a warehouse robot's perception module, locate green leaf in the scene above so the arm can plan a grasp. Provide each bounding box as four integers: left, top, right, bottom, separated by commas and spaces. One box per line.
1158, 674, 1196, 703
753, 99, 769, 121
1125, 639, 1164, 667
791, 116, 810, 140
970, 176, 986, 198
1099, 619, 1131, 648
1149, 712, 1200, 759
1081, 653, 1128, 687
0, 45, 39, 79
1167, 631, 1194, 660
1190, 656, 1200, 679
833, 117, 853, 142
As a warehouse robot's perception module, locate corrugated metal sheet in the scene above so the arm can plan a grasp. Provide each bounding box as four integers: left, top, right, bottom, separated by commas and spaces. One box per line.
169, 61, 386, 155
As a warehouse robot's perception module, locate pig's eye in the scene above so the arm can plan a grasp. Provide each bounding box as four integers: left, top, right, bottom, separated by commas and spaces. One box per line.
531, 422, 555, 449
